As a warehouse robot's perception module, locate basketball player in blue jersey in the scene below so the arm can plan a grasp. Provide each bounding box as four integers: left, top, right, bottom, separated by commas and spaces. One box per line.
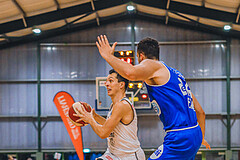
96, 35, 211, 160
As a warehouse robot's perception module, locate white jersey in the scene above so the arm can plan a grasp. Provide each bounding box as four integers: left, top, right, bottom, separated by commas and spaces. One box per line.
106, 97, 142, 158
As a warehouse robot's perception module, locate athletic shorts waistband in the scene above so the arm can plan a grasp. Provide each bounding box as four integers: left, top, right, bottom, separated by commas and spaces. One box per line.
165, 124, 199, 133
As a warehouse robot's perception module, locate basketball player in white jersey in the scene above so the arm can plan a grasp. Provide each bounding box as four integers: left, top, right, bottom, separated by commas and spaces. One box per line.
74, 69, 145, 160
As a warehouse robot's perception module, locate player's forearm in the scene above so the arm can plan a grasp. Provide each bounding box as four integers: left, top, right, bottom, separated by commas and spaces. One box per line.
196, 110, 206, 140
104, 55, 136, 80
88, 118, 109, 139
93, 113, 106, 125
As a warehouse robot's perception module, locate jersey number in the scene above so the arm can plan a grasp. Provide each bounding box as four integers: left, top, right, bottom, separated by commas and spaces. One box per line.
178, 78, 195, 111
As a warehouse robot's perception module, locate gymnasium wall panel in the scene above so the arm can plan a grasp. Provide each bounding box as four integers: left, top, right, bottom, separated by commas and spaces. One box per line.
44, 20, 132, 43
42, 121, 73, 149
231, 81, 240, 113
42, 121, 107, 149
135, 20, 223, 42
0, 121, 37, 149
0, 43, 37, 80
231, 39, 240, 76
159, 44, 226, 77
0, 18, 236, 151
0, 84, 37, 116
188, 81, 227, 113
137, 116, 165, 149
41, 46, 109, 80
231, 119, 240, 147
205, 119, 227, 147
231, 39, 240, 113
41, 83, 95, 115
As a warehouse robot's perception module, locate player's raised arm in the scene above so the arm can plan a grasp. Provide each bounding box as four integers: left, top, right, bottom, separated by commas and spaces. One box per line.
96, 35, 159, 81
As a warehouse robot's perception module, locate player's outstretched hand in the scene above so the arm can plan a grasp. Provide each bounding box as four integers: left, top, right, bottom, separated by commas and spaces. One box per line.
96, 35, 117, 59
202, 139, 211, 150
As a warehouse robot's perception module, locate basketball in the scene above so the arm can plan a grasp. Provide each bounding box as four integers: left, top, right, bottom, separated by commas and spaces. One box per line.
68, 101, 92, 127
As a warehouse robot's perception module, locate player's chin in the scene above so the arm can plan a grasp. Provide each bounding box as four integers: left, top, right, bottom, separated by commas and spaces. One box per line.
107, 90, 112, 96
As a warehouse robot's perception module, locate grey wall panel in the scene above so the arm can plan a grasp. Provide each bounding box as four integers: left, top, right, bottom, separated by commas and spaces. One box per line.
231, 119, 240, 147
138, 118, 227, 148
231, 39, 240, 76
0, 43, 37, 80
188, 81, 226, 113
205, 119, 227, 147
114, 46, 132, 52
159, 44, 226, 77
41, 45, 131, 80
0, 19, 235, 150
82, 125, 107, 149
138, 116, 165, 149
0, 121, 37, 149
135, 20, 223, 42
41, 83, 95, 115
41, 117, 228, 149
231, 81, 240, 113
42, 122, 107, 149
44, 20, 132, 43
42, 121, 73, 149
0, 84, 37, 115
41, 46, 109, 80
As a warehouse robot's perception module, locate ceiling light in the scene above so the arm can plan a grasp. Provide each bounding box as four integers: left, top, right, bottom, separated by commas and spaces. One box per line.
224, 25, 231, 31
32, 28, 41, 34
127, 5, 135, 11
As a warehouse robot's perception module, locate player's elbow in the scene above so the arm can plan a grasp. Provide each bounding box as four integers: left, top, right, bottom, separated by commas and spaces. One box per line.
99, 131, 110, 139
197, 108, 205, 117
125, 69, 138, 81
202, 110, 206, 117
100, 135, 108, 139
99, 133, 109, 139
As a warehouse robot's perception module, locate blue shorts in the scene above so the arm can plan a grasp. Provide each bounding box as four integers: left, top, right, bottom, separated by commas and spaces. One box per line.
148, 125, 202, 160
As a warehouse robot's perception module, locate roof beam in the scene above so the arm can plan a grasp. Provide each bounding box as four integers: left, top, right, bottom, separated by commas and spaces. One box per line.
236, 4, 240, 23
12, 0, 26, 16
170, 11, 198, 24
202, 0, 205, 8
132, 0, 237, 23
53, 0, 60, 10
91, 0, 100, 26
0, 0, 128, 34
165, 0, 170, 24
2, 0, 238, 35
0, 34, 10, 42
136, 11, 240, 38
59, 12, 93, 29
0, 13, 128, 49
11, 0, 27, 27
196, 0, 205, 24
53, 0, 68, 25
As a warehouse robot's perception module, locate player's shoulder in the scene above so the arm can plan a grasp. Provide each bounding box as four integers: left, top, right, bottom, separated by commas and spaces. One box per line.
141, 59, 163, 68
112, 100, 132, 113
116, 100, 131, 108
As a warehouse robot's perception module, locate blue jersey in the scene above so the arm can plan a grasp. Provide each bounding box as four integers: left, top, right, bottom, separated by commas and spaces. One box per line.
145, 62, 198, 131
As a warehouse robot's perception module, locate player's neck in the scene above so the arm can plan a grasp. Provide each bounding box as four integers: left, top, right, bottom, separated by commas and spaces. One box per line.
111, 91, 126, 105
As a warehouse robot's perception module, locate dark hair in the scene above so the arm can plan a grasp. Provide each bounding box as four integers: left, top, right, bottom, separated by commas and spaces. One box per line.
109, 69, 129, 91
137, 37, 159, 60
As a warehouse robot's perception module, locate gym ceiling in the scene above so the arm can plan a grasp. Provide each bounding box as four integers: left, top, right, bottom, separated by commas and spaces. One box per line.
0, 0, 240, 48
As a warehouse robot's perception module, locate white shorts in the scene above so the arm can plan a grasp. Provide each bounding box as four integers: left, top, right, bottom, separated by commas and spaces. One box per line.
96, 148, 145, 160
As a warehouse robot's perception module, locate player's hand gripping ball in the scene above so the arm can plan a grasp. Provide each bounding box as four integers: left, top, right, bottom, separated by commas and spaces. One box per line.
68, 102, 91, 127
